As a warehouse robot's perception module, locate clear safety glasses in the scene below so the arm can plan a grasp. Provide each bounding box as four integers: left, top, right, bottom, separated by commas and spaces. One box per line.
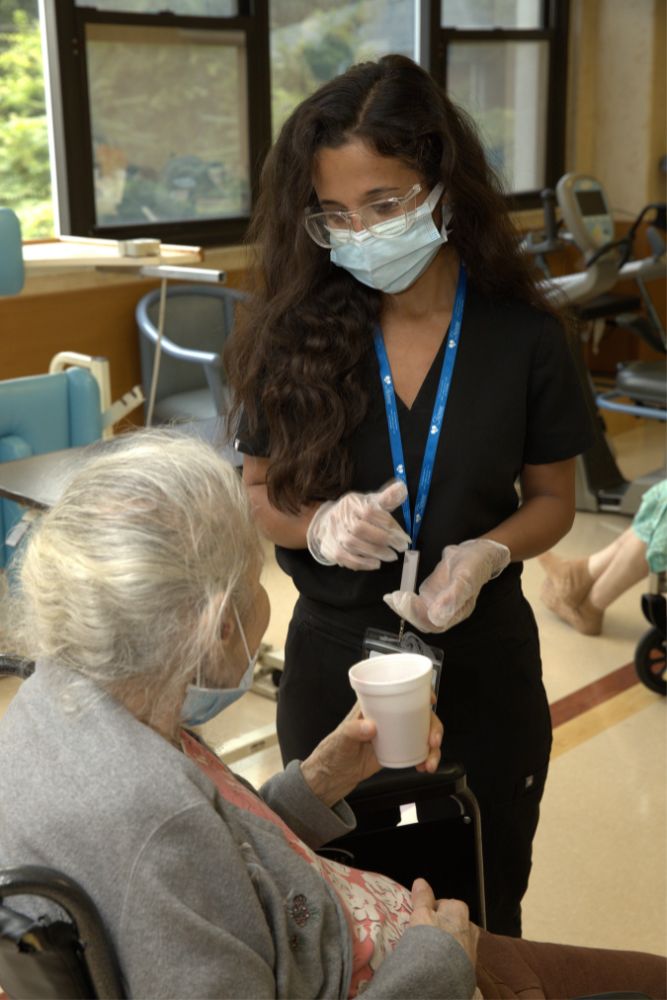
304, 183, 423, 249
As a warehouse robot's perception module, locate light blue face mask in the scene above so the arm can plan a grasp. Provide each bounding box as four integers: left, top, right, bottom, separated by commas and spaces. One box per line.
181, 603, 260, 727
329, 183, 448, 294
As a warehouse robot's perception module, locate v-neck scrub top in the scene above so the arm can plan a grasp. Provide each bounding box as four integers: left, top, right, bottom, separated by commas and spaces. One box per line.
238, 286, 592, 609
236, 285, 593, 780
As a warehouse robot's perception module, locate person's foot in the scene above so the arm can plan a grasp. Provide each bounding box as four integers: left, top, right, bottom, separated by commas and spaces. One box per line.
537, 552, 594, 607
539, 583, 604, 636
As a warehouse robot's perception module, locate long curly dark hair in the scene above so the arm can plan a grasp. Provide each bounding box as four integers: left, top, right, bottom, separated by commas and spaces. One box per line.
225, 54, 552, 513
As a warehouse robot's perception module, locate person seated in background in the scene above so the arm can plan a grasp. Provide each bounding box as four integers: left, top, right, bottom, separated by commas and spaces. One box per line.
539, 478, 667, 635
0, 431, 664, 1000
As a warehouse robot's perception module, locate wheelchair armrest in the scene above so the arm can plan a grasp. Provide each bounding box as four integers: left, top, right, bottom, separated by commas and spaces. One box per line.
346, 762, 468, 813
0, 866, 126, 999
0, 653, 35, 679
139, 320, 221, 367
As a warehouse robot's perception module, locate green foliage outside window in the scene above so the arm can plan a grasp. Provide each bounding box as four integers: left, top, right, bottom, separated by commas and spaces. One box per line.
270, 0, 415, 138
0, 4, 53, 237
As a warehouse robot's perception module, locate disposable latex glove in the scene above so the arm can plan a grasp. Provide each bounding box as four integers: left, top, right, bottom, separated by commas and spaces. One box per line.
307, 479, 411, 571
383, 538, 511, 633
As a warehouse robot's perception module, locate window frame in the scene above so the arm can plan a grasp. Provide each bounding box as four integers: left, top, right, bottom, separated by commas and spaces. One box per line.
427, 0, 569, 210
39, 1, 568, 244
41, 0, 271, 245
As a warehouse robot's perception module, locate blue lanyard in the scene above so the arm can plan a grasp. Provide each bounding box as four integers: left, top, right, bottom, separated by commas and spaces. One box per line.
373, 263, 467, 549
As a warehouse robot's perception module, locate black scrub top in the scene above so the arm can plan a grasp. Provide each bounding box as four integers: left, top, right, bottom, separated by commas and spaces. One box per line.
236, 284, 593, 631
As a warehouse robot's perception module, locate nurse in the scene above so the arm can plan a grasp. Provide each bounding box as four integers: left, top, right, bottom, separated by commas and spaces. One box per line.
226, 54, 593, 937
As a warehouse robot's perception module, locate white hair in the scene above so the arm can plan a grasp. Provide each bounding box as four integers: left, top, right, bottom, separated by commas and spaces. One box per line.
12, 430, 261, 718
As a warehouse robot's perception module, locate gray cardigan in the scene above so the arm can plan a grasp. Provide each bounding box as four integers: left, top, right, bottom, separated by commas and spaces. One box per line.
0, 662, 475, 999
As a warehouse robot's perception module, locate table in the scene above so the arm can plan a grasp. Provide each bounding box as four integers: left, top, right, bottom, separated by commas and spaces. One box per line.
0, 419, 241, 511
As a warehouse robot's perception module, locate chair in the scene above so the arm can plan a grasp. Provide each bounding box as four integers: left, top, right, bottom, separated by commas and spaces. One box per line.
324, 763, 487, 928
0, 865, 125, 999
0, 209, 24, 297
0, 365, 104, 567
136, 284, 248, 424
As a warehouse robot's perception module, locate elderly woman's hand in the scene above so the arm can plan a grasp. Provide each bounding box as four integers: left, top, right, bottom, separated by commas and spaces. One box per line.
409, 879, 479, 969
300, 698, 443, 808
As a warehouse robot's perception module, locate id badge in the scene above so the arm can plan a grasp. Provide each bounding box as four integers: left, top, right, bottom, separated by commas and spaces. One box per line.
361, 626, 443, 701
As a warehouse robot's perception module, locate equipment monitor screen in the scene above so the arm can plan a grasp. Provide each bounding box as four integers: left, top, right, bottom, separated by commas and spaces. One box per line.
575, 189, 608, 217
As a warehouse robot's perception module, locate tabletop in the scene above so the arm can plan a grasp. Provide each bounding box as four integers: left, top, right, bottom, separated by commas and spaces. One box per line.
0, 419, 242, 511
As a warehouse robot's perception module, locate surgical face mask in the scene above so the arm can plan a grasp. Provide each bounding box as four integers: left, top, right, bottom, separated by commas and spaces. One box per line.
330, 183, 449, 294
181, 603, 260, 727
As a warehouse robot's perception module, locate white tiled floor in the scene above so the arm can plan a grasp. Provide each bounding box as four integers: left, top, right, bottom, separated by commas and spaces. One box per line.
1, 420, 664, 956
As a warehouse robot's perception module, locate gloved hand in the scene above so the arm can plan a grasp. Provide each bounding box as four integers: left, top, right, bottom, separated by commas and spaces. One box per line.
383, 538, 511, 633
307, 479, 411, 571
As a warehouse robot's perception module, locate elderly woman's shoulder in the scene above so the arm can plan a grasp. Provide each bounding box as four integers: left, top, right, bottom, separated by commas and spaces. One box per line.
0, 662, 216, 829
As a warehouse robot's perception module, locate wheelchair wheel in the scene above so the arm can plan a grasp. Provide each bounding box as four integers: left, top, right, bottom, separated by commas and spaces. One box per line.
634, 627, 666, 696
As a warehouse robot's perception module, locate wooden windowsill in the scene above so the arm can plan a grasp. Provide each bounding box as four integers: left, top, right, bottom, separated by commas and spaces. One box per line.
13, 209, 555, 299
13, 242, 252, 298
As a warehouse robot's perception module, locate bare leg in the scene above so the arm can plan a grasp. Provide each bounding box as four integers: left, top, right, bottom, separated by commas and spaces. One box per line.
589, 528, 649, 610
587, 528, 632, 579
538, 528, 649, 636
538, 529, 630, 636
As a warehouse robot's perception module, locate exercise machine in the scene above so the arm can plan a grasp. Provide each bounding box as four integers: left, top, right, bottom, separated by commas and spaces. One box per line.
533, 173, 666, 515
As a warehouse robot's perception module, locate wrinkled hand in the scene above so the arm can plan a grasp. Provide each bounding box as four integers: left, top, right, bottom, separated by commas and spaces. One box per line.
307, 480, 410, 570
409, 878, 479, 969
384, 538, 510, 634
300, 699, 443, 808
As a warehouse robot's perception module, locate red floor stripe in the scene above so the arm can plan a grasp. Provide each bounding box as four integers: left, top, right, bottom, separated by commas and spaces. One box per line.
549, 661, 637, 729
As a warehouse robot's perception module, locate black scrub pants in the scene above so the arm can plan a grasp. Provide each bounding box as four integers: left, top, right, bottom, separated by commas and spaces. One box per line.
276, 593, 552, 939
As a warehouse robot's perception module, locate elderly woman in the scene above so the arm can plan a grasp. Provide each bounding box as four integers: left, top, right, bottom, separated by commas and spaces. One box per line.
0, 432, 663, 1000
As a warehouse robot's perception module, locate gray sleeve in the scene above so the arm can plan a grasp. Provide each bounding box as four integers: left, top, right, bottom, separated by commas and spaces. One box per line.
118, 804, 277, 999
361, 926, 476, 999
259, 759, 356, 848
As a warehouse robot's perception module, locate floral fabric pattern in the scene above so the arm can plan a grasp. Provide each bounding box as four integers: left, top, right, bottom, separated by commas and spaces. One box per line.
182, 730, 413, 997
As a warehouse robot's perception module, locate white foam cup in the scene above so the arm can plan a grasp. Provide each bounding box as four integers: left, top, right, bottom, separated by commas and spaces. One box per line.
348, 652, 433, 768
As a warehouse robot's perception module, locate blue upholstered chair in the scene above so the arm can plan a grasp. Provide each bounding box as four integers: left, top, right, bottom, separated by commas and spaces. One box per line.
0, 208, 24, 297
0, 367, 103, 566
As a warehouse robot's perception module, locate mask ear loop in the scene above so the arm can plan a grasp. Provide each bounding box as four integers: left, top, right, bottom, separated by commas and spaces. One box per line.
233, 602, 253, 663
194, 591, 235, 690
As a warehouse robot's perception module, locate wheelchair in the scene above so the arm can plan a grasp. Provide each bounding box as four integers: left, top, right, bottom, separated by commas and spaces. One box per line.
0, 866, 125, 999
635, 570, 666, 696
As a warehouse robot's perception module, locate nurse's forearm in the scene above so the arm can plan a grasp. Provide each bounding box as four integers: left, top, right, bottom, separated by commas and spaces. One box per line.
246, 482, 317, 549
481, 457, 575, 562
481, 494, 575, 562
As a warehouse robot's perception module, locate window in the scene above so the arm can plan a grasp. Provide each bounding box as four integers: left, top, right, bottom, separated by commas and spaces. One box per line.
85, 22, 251, 227
0, 0, 53, 237
42, 1, 269, 245
270, 0, 419, 137
431, 0, 568, 206
38, 1, 567, 244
